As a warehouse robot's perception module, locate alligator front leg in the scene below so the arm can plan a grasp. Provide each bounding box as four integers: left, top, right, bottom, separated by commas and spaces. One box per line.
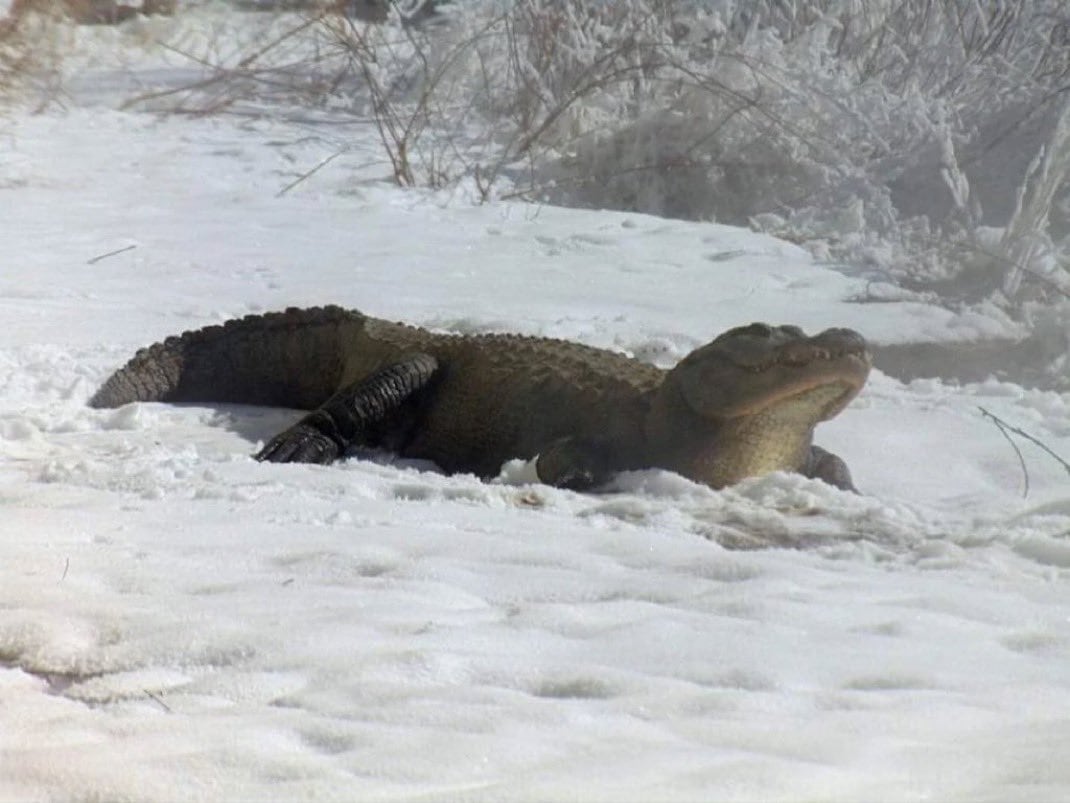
256, 353, 439, 464
803, 445, 858, 493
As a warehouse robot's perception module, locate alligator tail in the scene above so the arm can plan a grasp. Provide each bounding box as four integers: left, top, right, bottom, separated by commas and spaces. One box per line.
89, 306, 364, 410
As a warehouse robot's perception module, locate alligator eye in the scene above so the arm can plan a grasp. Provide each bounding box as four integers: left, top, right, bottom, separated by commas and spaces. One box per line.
711, 321, 776, 347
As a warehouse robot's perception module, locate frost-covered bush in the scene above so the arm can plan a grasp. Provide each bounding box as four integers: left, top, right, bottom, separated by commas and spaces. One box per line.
0, 26, 73, 108
326, 0, 1070, 310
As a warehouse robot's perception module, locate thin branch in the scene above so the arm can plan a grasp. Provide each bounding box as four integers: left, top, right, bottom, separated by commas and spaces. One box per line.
144, 689, 173, 713
87, 245, 136, 265
276, 149, 346, 196
980, 406, 1070, 497
980, 406, 1031, 497
121, 14, 325, 111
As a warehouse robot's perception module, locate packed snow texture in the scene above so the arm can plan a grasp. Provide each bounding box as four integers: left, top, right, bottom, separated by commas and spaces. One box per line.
2, 13, 1070, 803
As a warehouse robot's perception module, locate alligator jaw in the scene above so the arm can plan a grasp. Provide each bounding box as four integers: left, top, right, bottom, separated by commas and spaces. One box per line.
726, 351, 870, 420
687, 381, 857, 488
670, 324, 871, 422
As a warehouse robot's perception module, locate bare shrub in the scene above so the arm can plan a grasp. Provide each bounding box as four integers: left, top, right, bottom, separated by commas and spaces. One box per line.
314, 6, 485, 186
319, 0, 1070, 316
82, 0, 1070, 343
0, 0, 72, 107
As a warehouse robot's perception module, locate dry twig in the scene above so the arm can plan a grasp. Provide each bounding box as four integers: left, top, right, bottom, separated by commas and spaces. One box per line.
87, 244, 136, 264
144, 688, 173, 713
276, 149, 346, 196
979, 406, 1070, 497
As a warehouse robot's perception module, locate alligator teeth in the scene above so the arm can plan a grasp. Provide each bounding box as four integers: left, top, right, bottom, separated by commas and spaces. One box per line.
740, 343, 868, 372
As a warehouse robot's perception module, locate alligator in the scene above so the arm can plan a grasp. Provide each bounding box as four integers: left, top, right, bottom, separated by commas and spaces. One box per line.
89, 307, 871, 491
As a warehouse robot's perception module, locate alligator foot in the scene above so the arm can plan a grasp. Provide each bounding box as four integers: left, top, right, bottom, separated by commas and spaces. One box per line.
536, 437, 614, 491
804, 445, 858, 493
257, 353, 439, 465
257, 411, 343, 464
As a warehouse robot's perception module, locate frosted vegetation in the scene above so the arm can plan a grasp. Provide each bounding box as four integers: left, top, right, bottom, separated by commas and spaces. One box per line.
282, 2, 1070, 319
356, 0, 1070, 312
4, 0, 1070, 369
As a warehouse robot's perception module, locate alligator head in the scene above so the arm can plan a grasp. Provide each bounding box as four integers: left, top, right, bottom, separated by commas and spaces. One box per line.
652, 323, 871, 488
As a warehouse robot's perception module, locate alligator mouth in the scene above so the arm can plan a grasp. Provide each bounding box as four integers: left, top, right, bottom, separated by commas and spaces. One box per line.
674, 325, 872, 421
739, 335, 869, 374
732, 349, 871, 420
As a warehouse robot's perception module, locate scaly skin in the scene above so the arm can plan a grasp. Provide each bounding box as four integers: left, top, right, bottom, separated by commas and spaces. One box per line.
90, 308, 871, 491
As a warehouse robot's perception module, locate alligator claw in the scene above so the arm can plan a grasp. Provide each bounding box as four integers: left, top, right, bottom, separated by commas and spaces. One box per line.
256, 424, 341, 464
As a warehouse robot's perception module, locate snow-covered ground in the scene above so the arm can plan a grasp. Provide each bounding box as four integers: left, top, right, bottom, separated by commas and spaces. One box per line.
3, 13, 1070, 802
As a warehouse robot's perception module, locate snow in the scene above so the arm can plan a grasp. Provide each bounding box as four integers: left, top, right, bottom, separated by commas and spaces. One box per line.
3, 14, 1070, 802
